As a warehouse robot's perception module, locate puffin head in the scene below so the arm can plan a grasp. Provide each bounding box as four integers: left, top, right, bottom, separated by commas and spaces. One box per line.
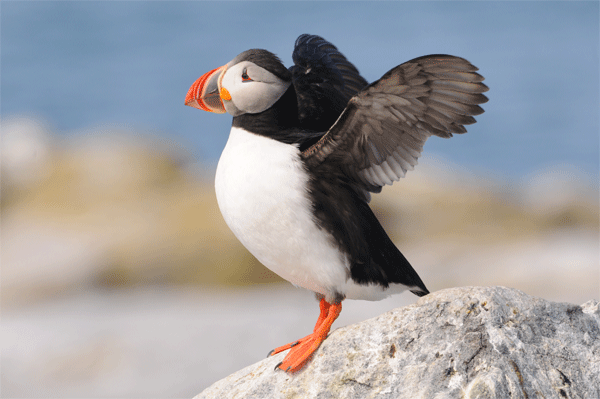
185, 49, 292, 117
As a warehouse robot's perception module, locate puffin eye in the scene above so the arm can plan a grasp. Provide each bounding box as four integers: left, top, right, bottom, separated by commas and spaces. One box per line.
241, 67, 253, 82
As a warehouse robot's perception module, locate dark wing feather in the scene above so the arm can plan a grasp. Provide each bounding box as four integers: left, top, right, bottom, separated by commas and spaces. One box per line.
302, 54, 488, 194
290, 34, 369, 132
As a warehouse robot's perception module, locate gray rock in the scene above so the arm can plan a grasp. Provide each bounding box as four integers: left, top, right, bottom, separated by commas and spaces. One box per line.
195, 286, 599, 399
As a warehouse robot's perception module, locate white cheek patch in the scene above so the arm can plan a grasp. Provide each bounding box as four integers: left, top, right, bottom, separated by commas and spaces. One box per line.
250, 67, 284, 84
221, 61, 291, 115
239, 80, 290, 114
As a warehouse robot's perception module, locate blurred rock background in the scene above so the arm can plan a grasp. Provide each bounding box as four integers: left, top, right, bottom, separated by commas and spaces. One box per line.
2, 116, 597, 397
4, 116, 596, 307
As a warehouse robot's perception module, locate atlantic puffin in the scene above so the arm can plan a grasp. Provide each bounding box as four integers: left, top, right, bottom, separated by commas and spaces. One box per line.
185, 34, 488, 373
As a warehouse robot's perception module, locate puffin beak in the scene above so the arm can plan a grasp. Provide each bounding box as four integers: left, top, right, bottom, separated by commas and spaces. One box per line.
185, 65, 227, 113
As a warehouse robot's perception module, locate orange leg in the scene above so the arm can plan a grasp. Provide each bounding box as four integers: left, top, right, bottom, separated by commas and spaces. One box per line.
269, 298, 342, 373
312, 298, 332, 332
268, 299, 331, 356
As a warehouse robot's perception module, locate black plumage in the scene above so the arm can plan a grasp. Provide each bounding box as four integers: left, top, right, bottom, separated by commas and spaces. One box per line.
305, 158, 429, 296
290, 34, 368, 132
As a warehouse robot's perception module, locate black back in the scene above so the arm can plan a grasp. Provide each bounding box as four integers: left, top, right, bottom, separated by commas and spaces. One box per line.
305, 160, 429, 296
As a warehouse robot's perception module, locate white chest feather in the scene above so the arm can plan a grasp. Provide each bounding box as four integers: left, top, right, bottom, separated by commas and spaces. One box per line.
215, 127, 348, 297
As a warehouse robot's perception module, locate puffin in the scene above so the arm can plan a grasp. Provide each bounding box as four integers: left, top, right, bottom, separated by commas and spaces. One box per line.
185, 34, 488, 373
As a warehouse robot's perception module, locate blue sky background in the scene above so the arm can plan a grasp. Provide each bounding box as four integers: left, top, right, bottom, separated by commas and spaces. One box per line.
2, 1, 599, 180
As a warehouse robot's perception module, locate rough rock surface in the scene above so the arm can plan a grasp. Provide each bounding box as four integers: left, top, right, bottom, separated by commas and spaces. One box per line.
195, 286, 599, 399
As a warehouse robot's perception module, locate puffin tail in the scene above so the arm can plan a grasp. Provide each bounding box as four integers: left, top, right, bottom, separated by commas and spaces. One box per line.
410, 287, 430, 297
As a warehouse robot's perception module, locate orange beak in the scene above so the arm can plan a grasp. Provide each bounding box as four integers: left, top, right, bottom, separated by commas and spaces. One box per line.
185, 65, 227, 113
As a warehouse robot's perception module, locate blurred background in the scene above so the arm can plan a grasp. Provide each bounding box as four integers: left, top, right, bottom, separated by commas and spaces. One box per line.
1, 2, 598, 398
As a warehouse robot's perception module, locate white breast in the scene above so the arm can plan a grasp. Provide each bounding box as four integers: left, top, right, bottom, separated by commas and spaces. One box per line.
215, 127, 349, 299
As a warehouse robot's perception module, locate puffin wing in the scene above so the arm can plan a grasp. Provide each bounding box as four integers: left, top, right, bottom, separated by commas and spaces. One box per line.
290, 34, 369, 131
302, 54, 489, 193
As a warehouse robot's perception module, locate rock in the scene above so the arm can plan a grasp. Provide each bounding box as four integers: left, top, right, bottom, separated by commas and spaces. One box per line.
194, 286, 599, 399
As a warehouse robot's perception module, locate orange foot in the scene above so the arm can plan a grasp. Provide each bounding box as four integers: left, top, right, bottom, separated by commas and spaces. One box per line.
268, 298, 342, 373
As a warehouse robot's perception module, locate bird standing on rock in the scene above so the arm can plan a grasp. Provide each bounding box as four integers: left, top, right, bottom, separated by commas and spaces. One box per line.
185, 34, 488, 373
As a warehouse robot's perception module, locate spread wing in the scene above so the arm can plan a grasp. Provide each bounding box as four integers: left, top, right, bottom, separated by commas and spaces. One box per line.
290, 34, 369, 132
302, 54, 489, 193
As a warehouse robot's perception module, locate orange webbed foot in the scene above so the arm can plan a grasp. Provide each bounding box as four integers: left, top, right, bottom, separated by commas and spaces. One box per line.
268, 299, 342, 373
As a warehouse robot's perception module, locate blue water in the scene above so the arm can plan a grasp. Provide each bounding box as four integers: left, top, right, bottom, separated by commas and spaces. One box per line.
2, 2, 598, 179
